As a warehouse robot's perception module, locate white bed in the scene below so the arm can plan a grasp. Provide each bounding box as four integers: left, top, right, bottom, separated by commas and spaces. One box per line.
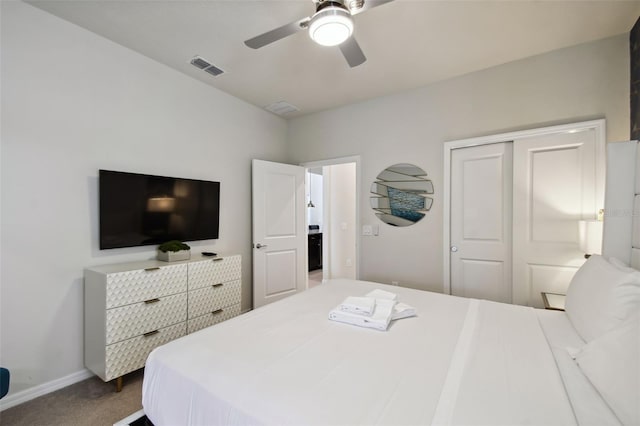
142, 141, 640, 425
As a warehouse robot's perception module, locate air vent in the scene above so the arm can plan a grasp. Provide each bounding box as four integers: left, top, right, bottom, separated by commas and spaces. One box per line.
203, 65, 224, 76
264, 101, 299, 116
190, 56, 210, 69
190, 55, 225, 77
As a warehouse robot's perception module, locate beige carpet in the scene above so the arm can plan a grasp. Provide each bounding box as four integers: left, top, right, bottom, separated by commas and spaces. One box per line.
0, 370, 143, 426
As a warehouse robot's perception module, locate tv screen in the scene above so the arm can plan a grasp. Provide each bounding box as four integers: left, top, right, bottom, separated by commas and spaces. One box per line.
99, 170, 220, 249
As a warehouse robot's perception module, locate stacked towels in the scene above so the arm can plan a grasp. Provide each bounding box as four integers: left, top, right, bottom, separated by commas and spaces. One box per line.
328, 289, 417, 331
329, 298, 396, 331
339, 296, 376, 316
392, 303, 417, 320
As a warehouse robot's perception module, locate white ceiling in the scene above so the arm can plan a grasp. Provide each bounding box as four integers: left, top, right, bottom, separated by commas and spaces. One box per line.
27, 0, 640, 118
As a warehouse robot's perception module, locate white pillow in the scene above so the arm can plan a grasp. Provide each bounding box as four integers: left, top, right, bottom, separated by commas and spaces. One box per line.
574, 315, 640, 426
565, 255, 640, 342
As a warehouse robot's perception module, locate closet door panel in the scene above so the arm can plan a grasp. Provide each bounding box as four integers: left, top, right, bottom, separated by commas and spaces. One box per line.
450, 142, 513, 303
512, 129, 597, 307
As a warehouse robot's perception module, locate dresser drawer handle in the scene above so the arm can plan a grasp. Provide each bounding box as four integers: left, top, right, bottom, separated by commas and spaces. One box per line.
144, 267, 161, 272
212, 258, 223, 262
144, 298, 160, 304
212, 283, 223, 288
211, 309, 223, 315
143, 330, 159, 337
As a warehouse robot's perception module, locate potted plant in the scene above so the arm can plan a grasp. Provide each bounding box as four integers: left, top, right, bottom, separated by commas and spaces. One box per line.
157, 240, 191, 262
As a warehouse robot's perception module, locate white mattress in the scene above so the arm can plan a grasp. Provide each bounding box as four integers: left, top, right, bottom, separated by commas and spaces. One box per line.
143, 279, 581, 425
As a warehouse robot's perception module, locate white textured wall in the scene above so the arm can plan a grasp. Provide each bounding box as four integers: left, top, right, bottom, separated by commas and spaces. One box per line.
1, 1, 287, 396
326, 163, 357, 279
287, 34, 630, 292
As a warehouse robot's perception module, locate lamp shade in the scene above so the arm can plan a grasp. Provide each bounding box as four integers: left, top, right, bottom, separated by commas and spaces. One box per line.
147, 197, 175, 212
579, 220, 603, 255
308, 6, 353, 47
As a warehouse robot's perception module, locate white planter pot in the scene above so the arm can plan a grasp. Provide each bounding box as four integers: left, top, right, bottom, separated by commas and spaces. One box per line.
157, 249, 191, 262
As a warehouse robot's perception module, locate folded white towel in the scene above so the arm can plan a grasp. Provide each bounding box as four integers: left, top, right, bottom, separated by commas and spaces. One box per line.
392, 302, 417, 320
366, 289, 397, 301
329, 299, 396, 331
339, 296, 376, 316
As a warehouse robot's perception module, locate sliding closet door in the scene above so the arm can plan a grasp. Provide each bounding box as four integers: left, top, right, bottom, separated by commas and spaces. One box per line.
512, 129, 597, 307
450, 143, 513, 303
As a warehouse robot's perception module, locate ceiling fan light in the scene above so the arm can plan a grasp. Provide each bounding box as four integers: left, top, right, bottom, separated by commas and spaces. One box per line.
309, 7, 353, 47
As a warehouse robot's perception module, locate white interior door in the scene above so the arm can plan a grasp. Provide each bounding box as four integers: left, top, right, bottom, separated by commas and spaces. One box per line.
450, 142, 513, 303
512, 129, 597, 307
252, 159, 306, 308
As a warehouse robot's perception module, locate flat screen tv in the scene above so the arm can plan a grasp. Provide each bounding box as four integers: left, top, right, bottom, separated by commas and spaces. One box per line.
99, 170, 220, 249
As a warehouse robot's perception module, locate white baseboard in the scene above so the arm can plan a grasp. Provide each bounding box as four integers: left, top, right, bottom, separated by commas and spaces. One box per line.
0, 369, 93, 411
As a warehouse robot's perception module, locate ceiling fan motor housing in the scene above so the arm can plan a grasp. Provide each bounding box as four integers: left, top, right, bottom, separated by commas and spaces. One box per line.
316, 1, 349, 12
309, 2, 354, 46
347, 0, 366, 12
317, 0, 365, 13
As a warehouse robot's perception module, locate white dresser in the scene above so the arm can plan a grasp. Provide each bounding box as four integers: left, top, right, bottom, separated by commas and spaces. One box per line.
84, 255, 241, 390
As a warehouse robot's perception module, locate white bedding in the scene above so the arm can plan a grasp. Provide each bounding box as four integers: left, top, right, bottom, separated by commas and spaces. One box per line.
143, 279, 581, 425
537, 310, 622, 425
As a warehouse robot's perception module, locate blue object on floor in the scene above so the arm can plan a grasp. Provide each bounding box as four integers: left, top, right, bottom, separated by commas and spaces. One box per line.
0, 367, 9, 399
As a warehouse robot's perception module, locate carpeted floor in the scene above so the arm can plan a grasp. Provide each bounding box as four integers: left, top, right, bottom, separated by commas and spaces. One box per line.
0, 369, 144, 426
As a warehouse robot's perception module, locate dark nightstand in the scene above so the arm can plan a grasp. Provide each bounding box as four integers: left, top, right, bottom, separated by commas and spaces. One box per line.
541, 292, 566, 311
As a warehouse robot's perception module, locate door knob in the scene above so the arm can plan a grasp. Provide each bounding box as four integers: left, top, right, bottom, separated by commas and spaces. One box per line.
255, 243, 268, 249
450, 246, 458, 252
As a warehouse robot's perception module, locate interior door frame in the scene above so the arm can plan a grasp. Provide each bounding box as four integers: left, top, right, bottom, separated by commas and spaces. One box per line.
300, 155, 362, 282
442, 119, 606, 295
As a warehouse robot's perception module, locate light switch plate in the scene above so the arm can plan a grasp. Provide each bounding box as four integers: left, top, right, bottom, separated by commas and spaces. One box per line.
362, 225, 373, 236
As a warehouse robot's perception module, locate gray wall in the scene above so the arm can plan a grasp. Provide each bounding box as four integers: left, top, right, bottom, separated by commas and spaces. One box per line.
1, 1, 287, 396
287, 34, 630, 292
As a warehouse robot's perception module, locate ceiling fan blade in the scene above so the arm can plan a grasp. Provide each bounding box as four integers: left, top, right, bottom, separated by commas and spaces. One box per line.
339, 36, 366, 68
244, 17, 310, 49
349, 0, 395, 16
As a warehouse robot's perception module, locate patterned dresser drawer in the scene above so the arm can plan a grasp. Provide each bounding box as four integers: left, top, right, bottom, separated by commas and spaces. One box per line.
187, 304, 241, 334
106, 292, 187, 345
188, 256, 241, 290
188, 279, 241, 318
106, 264, 187, 309
85, 255, 241, 388
105, 321, 186, 381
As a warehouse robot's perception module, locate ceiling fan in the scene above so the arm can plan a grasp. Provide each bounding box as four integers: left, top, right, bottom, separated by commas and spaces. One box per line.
244, 0, 395, 68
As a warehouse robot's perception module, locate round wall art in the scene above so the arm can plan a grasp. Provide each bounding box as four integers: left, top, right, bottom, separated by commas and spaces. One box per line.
370, 163, 434, 226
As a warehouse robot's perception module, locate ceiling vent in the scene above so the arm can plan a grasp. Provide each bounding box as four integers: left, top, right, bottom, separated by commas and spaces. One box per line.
190, 55, 224, 77
264, 101, 299, 116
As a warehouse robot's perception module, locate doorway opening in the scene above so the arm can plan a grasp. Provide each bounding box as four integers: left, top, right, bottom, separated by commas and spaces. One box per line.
302, 156, 360, 288
307, 168, 323, 288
